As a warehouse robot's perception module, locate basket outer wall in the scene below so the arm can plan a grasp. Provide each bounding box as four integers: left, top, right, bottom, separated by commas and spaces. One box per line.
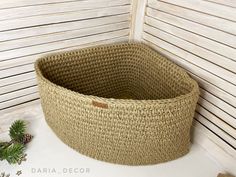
35, 42, 199, 165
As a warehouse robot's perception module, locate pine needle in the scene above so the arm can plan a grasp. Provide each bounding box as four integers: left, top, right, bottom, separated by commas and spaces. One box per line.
1, 143, 24, 164
9, 120, 26, 143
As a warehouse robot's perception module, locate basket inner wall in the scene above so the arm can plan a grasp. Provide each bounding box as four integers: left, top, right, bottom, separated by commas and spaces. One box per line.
38, 44, 193, 100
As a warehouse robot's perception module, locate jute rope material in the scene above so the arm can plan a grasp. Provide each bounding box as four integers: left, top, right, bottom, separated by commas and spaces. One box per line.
218, 173, 235, 177
35, 42, 199, 165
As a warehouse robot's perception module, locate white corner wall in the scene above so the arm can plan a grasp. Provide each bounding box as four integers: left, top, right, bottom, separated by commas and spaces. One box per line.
0, 0, 131, 113
136, 0, 236, 174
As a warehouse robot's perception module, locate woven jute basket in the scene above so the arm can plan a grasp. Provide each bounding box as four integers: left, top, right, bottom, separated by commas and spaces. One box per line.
35, 42, 199, 165
218, 174, 235, 177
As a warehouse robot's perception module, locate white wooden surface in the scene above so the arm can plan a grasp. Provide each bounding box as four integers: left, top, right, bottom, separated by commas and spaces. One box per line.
0, 0, 131, 112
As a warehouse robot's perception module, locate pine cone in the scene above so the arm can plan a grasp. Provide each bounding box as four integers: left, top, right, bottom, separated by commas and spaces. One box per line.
22, 134, 33, 144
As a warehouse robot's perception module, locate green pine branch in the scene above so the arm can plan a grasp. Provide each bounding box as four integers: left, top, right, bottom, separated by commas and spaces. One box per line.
9, 120, 26, 143
0, 142, 11, 161
0, 120, 32, 165
0, 142, 9, 148
1, 143, 24, 164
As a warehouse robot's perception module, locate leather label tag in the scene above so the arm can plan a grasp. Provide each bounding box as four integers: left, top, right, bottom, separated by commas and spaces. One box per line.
92, 101, 108, 109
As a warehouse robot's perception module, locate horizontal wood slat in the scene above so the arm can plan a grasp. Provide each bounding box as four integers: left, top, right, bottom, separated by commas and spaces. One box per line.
0, 22, 129, 61
195, 112, 236, 149
0, 72, 35, 87
0, 79, 37, 95
0, 64, 34, 79
0, 29, 129, 70
0, 86, 38, 103
143, 38, 236, 119
0, 5, 130, 32
0, 14, 129, 42
0, 35, 128, 86
148, 0, 236, 35
0, 99, 40, 115
198, 97, 236, 128
0, 0, 80, 9
192, 120, 236, 158
144, 24, 236, 78
199, 88, 236, 118
191, 75, 236, 108
0, 0, 129, 21
192, 121, 236, 175
143, 33, 236, 96
196, 105, 236, 138
0, 26, 129, 71
0, 92, 39, 110
156, 0, 236, 22
145, 16, 236, 61
203, 0, 236, 8
0, 0, 120, 9
146, 7, 236, 48
145, 40, 236, 107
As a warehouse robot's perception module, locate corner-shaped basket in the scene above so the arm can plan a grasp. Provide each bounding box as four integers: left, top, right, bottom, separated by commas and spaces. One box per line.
35, 42, 199, 165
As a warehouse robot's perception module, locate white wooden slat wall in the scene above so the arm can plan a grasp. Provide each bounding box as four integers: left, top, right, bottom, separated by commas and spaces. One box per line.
141, 0, 236, 173
0, 0, 131, 113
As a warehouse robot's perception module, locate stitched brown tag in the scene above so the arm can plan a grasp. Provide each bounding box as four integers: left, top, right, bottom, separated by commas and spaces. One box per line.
92, 101, 108, 109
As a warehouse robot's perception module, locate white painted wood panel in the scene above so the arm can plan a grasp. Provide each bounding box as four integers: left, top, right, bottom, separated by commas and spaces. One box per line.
157, 0, 236, 22
0, 72, 35, 87
144, 24, 236, 77
148, 0, 236, 35
146, 8, 236, 48
0, 0, 121, 9
0, 0, 131, 113
190, 74, 236, 108
0, 86, 38, 103
192, 121, 236, 174
0, 79, 37, 95
0, 99, 40, 115
196, 105, 236, 138
195, 112, 236, 149
198, 97, 236, 128
0, 0, 129, 21
0, 92, 39, 110
143, 35, 236, 122
0, 0, 80, 9
199, 88, 236, 118
149, 45, 236, 176
0, 35, 129, 71
0, 22, 129, 61
143, 33, 236, 96
0, 5, 130, 32
142, 0, 236, 170
145, 16, 236, 62
204, 0, 236, 8
0, 34, 129, 87
0, 14, 129, 42
0, 64, 34, 79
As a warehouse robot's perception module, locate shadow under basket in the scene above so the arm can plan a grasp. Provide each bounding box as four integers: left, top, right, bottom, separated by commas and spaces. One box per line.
35, 42, 199, 165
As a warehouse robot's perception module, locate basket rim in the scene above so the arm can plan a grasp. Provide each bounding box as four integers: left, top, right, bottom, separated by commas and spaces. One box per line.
35, 42, 199, 106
